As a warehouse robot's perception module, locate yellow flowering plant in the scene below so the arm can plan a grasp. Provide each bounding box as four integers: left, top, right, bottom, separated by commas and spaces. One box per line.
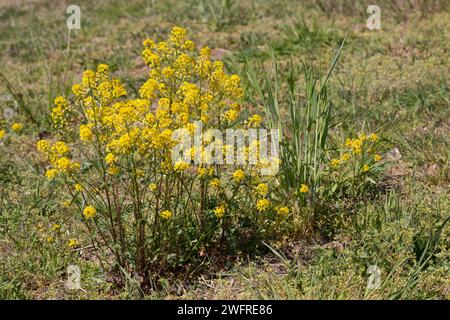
36, 27, 286, 284
324, 132, 384, 200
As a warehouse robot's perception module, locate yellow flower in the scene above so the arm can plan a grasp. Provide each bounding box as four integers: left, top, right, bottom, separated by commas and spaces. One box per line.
159, 210, 172, 220
345, 137, 364, 155
97, 63, 109, 75
37, 139, 50, 153
224, 109, 238, 122
83, 205, 96, 219
369, 133, 379, 142
200, 46, 211, 59
81, 70, 95, 86
213, 205, 226, 219
362, 164, 370, 172
0, 130, 5, 139
143, 38, 155, 49
255, 183, 269, 197
108, 132, 134, 154
170, 26, 187, 46
162, 66, 174, 78
210, 178, 221, 189
256, 198, 270, 212
200, 113, 209, 123
11, 122, 23, 132
51, 96, 69, 130
374, 154, 382, 162
232, 169, 245, 183
248, 114, 262, 127
105, 153, 117, 165
276, 206, 289, 217
340, 153, 351, 162
67, 238, 79, 248
107, 166, 119, 175
173, 160, 189, 172
79, 124, 93, 141
72, 83, 85, 98
182, 40, 195, 51
351, 139, 362, 155
331, 158, 340, 168
54, 141, 70, 155
148, 183, 157, 192
62, 200, 71, 208
345, 138, 352, 148
139, 78, 159, 100
299, 184, 309, 193
45, 168, 58, 180
53, 157, 80, 173
197, 167, 208, 177
55, 157, 72, 172
54, 96, 67, 106
51, 223, 61, 232
74, 183, 83, 192
358, 133, 367, 142
135, 169, 144, 177
46, 236, 54, 243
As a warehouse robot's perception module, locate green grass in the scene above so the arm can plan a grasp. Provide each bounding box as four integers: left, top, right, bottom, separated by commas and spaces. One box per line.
0, 0, 448, 299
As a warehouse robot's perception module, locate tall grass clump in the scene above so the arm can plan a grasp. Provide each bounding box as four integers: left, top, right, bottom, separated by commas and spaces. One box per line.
244, 36, 386, 235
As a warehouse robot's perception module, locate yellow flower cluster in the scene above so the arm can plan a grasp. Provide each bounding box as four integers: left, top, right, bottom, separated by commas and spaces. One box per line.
51, 96, 71, 132
232, 169, 245, 183
299, 184, 309, 193
256, 198, 270, 212
247, 114, 262, 128
83, 205, 97, 219
37, 140, 80, 179
67, 238, 79, 248
11, 122, 23, 132
174, 160, 190, 172
276, 206, 289, 217
210, 178, 221, 189
344, 133, 378, 156
255, 183, 269, 196
213, 205, 226, 219
160, 210, 173, 220
140, 26, 243, 134
330, 132, 382, 174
